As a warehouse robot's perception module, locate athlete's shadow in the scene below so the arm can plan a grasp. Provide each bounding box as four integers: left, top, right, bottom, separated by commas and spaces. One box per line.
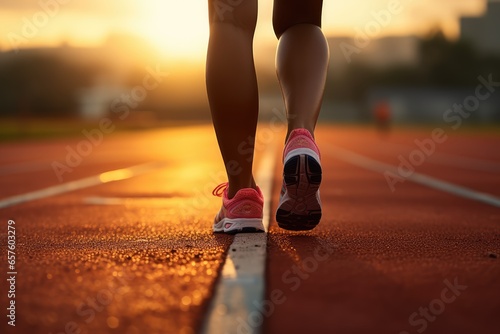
267, 231, 337, 268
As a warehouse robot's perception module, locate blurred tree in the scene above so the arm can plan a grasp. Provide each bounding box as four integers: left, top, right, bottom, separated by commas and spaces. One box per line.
0, 52, 97, 118
419, 29, 479, 86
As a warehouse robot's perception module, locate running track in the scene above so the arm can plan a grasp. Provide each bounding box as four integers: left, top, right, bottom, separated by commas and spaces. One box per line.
0, 124, 499, 334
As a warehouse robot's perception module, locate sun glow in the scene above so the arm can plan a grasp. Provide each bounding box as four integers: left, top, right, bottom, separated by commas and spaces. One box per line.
0, 0, 486, 57
137, 2, 210, 61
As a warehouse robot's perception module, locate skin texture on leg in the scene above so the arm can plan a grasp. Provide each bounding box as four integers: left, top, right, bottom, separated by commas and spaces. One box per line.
206, 0, 259, 198
273, 0, 329, 140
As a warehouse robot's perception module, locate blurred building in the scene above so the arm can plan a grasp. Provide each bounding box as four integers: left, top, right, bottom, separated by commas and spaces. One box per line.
78, 78, 128, 120
460, 1, 500, 56
358, 36, 420, 68
329, 36, 420, 69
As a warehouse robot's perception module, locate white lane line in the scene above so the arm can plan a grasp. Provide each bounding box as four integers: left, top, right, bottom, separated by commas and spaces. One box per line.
0, 162, 166, 209
327, 146, 500, 208
202, 143, 276, 334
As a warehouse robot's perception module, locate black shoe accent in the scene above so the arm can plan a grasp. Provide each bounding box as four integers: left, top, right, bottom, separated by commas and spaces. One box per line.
276, 154, 322, 231
276, 209, 322, 231
307, 155, 322, 184
284, 155, 299, 186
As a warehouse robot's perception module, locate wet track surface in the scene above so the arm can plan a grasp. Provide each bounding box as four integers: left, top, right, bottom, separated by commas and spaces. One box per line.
1, 124, 499, 334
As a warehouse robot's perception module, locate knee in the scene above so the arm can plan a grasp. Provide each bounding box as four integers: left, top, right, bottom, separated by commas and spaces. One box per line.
273, 18, 322, 40
208, 0, 257, 33
272, 1, 323, 39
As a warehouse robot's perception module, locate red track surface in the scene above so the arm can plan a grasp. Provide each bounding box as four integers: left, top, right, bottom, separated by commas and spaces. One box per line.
0, 124, 499, 334
266, 127, 500, 334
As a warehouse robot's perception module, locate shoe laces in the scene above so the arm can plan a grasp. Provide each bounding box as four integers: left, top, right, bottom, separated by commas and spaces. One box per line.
212, 182, 228, 197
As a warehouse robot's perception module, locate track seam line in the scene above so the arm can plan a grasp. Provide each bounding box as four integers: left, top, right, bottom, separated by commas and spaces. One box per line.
327, 146, 500, 208
0, 162, 166, 209
202, 142, 277, 334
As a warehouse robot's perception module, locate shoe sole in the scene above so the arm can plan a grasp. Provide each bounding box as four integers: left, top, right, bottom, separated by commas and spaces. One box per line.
276, 154, 322, 231
213, 218, 265, 234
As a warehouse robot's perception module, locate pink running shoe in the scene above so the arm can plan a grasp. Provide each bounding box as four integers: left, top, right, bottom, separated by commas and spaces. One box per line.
212, 183, 265, 234
276, 129, 322, 231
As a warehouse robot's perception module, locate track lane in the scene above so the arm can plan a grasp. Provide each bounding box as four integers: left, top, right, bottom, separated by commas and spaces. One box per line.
264, 126, 500, 334
0, 126, 239, 334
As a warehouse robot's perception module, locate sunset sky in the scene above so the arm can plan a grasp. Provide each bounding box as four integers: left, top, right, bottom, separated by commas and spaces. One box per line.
0, 0, 487, 61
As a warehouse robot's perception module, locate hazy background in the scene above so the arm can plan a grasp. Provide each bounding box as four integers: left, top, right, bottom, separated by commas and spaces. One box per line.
1, 0, 499, 138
